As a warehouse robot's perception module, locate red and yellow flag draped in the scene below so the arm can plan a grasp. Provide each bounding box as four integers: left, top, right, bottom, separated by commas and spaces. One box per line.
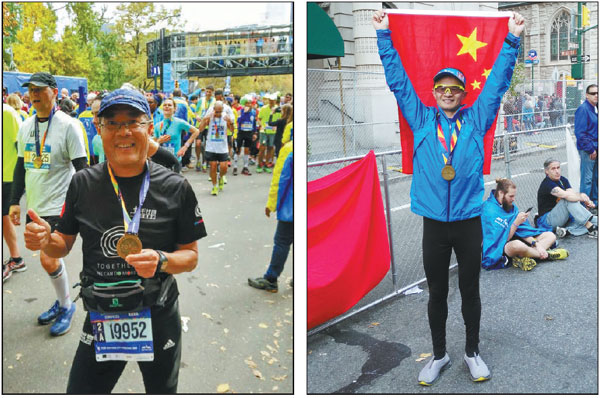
386, 10, 512, 174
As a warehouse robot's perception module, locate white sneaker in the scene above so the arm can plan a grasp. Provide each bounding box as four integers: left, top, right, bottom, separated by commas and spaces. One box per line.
555, 226, 568, 238
418, 353, 451, 386
464, 353, 491, 382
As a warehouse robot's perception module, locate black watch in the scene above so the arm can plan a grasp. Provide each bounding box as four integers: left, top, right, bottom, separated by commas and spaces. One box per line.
155, 250, 168, 276
529, 240, 537, 247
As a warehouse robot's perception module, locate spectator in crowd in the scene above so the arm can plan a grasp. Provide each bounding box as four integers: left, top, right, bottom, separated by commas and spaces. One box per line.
481, 178, 567, 272
536, 158, 597, 238
574, 84, 598, 208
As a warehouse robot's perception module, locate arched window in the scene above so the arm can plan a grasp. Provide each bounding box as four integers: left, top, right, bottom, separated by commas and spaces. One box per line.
550, 10, 571, 62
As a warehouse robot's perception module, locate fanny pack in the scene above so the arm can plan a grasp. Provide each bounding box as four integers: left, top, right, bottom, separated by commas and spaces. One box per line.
77, 274, 175, 314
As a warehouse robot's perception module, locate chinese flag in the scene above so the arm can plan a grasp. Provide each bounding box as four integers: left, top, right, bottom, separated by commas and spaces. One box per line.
387, 10, 511, 174
308, 151, 390, 330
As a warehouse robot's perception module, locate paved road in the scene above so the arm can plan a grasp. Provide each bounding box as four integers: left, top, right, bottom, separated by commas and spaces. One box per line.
308, 232, 597, 394
2, 163, 293, 393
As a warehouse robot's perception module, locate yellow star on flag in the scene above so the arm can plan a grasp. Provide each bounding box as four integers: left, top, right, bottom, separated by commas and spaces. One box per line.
456, 28, 488, 62
471, 80, 482, 90
482, 68, 492, 79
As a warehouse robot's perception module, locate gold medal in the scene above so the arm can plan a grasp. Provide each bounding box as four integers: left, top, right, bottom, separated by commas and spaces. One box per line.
116, 233, 143, 259
441, 165, 456, 181
33, 156, 43, 169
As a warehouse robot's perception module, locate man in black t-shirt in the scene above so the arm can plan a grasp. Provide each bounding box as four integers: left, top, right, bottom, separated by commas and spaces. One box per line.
24, 89, 207, 393
536, 158, 597, 238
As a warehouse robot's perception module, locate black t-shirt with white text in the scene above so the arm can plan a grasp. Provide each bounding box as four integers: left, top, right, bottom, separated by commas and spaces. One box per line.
58, 161, 207, 284
537, 175, 571, 217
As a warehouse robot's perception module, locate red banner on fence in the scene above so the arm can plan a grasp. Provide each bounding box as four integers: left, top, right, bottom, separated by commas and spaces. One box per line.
307, 151, 391, 330
387, 11, 510, 174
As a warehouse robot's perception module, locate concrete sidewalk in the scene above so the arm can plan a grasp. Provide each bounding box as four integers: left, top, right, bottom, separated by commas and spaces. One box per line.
308, 234, 598, 394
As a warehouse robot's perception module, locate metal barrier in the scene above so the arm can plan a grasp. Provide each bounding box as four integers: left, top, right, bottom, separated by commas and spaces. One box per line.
307, 69, 596, 335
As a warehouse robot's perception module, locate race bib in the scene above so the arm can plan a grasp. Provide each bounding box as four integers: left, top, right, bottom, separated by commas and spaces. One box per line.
163, 142, 175, 155
211, 126, 225, 141
24, 143, 51, 171
91, 308, 154, 362
241, 121, 253, 130
264, 125, 275, 134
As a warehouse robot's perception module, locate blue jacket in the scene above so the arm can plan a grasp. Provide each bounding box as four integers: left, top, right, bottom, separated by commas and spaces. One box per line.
377, 29, 520, 222
267, 141, 293, 222
574, 100, 598, 154
481, 190, 546, 269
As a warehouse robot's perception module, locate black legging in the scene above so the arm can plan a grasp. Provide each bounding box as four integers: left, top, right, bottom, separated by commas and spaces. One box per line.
422, 216, 482, 359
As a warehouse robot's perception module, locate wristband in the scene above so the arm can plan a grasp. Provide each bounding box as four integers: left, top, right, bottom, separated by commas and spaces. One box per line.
529, 240, 537, 247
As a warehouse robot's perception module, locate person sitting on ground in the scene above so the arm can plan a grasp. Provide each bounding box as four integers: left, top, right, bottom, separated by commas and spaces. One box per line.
536, 158, 597, 238
482, 178, 568, 271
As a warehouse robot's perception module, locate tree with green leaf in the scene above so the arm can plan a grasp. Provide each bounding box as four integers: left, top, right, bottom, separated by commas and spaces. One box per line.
12, 3, 58, 73
3, 3, 22, 70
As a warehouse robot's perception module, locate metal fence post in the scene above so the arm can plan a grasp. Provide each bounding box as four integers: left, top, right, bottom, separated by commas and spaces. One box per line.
503, 132, 512, 179
380, 155, 398, 291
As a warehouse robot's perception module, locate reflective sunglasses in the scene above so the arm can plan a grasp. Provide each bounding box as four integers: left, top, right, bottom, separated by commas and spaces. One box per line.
588, 91, 598, 96
434, 84, 465, 95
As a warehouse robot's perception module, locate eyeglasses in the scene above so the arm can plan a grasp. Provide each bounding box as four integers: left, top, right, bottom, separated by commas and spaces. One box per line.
588, 92, 598, 96
434, 84, 465, 95
99, 120, 150, 132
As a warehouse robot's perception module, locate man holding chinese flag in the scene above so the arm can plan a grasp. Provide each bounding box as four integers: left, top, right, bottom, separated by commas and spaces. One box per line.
373, 9, 525, 385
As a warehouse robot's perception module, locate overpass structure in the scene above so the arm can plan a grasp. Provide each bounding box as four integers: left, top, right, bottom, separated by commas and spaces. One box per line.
147, 24, 292, 81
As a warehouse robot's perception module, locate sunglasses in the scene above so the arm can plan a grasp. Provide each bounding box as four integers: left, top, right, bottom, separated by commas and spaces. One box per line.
588, 91, 598, 96
434, 84, 465, 95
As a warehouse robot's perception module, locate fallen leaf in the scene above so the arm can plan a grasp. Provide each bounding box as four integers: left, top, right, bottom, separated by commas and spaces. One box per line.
272, 386, 279, 391
368, 322, 380, 328
260, 350, 271, 358
274, 340, 280, 349
419, 353, 432, 358
287, 349, 293, 354
245, 359, 258, 369
224, 264, 231, 268
216, 383, 230, 393
5, 290, 11, 294
272, 375, 287, 381
223, 328, 229, 334
220, 346, 226, 352
202, 313, 213, 320
283, 320, 291, 324
267, 357, 278, 365
273, 330, 281, 338
276, 321, 283, 327
16, 353, 22, 360
266, 344, 277, 353
259, 323, 268, 329
252, 369, 264, 380
207, 283, 219, 288
545, 315, 554, 321
285, 311, 293, 317
32, 253, 38, 257
8, 366, 13, 369
264, 300, 276, 304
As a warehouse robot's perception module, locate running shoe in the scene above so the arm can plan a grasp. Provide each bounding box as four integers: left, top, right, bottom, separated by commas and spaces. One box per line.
181, 166, 189, 172
264, 167, 272, 173
38, 300, 61, 325
211, 186, 219, 196
547, 248, 569, 260
588, 229, 598, 238
242, 167, 252, 176
50, 303, 76, 336
233, 167, 238, 176
202, 164, 208, 172
418, 353, 451, 386
219, 178, 225, 191
267, 162, 274, 168
247, 277, 278, 293
554, 226, 568, 238
249, 158, 256, 165
256, 166, 263, 173
195, 161, 202, 171
512, 256, 537, 271
2, 257, 26, 282
464, 353, 491, 382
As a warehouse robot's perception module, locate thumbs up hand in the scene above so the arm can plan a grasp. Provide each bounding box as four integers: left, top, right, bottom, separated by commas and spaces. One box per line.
24, 209, 52, 251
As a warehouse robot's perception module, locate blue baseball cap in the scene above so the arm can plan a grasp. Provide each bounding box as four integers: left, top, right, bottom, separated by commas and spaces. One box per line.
433, 68, 466, 88
98, 88, 151, 118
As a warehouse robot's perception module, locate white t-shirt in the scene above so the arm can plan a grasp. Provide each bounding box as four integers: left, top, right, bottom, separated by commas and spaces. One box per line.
205, 117, 229, 154
17, 110, 87, 216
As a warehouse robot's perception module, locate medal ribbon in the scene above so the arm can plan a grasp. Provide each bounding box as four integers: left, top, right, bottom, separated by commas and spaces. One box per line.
436, 113, 462, 165
107, 162, 151, 235
160, 118, 172, 136
214, 119, 220, 139
34, 108, 55, 157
